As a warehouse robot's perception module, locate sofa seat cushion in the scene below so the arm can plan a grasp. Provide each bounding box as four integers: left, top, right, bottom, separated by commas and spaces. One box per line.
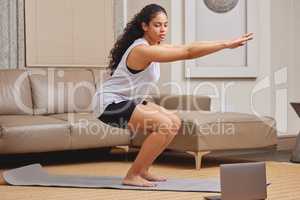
0, 115, 71, 154
131, 111, 277, 151
50, 113, 131, 149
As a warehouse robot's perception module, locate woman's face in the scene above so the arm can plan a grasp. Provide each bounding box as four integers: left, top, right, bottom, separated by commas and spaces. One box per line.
142, 12, 168, 44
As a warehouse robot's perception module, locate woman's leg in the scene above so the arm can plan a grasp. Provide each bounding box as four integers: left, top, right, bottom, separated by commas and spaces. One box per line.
137, 102, 182, 181
122, 102, 182, 187
144, 102, 182, 150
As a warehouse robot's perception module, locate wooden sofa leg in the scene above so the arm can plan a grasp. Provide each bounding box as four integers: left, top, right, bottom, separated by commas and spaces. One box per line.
187, 151, 210, 170
114, 145, 130, 161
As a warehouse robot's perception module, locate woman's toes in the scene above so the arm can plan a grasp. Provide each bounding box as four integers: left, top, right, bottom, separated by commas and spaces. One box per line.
122, 175, 157, 187
141, 172, 167, 182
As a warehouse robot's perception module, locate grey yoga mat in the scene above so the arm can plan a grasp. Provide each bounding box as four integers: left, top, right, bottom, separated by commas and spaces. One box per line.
3, 164, 221, 192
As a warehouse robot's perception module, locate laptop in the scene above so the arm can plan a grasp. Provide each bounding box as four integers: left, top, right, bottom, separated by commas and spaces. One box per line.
290, 102, 300, 162
291, 103, 300, 118
205, 162, 267, 200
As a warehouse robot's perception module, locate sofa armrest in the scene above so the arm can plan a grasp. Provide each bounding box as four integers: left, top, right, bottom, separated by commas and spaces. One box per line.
149, 94, 211, 111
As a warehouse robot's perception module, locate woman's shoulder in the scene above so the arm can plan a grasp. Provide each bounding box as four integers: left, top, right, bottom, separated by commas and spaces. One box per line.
125, 38, 149, 54
132, 37, 149, 46
121, 38, 149, 62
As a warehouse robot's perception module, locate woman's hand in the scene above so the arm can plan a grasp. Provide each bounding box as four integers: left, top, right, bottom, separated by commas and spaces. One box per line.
225, 33, 254, 49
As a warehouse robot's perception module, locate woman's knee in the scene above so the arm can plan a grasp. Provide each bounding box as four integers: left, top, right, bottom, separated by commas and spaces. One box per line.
171, 114, 182, 132
157, 117, 180, 136
161, 113, 181, 135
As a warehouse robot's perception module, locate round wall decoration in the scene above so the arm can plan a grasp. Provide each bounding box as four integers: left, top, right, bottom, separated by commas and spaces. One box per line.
203, 0, 239, 13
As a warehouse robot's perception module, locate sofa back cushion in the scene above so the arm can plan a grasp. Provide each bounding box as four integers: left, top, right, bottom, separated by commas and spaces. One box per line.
28, 68, 96, 115
153, 94, 211, 111
0, 69, 33, 115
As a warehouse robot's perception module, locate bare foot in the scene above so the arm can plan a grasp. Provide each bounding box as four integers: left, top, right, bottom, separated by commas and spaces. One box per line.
141, 171, 167, 182
122, 174, 157, 187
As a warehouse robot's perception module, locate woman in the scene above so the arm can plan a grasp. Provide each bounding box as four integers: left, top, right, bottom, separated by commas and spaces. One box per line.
93, 4, 253, 187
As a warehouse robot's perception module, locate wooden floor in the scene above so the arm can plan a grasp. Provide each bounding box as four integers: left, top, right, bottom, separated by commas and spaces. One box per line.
0, 147, 300, 200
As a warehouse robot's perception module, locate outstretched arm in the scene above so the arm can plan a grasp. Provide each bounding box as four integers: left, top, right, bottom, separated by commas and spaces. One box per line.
132, 33, 253, 65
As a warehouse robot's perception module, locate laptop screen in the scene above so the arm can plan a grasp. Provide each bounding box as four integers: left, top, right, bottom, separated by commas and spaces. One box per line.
220, 162, 267, 200
291, 103, 300, 118
205, 162, 268, 200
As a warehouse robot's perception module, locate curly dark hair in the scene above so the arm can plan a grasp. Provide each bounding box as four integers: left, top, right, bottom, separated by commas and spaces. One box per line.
108, 4, 167, 76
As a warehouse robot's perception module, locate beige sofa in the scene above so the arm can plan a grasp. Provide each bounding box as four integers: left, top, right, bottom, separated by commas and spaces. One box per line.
0, 68, 277, 169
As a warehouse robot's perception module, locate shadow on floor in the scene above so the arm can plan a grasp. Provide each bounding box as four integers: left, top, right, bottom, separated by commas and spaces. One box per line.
0, 147, 295, 170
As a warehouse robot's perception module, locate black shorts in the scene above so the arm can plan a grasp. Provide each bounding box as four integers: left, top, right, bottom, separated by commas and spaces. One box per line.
98, 99, 148, 129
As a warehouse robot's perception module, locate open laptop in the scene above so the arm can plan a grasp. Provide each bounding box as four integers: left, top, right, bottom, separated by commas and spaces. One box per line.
291, 103, 300, 118
205, 162, 267, 200
290, 102, 300, 162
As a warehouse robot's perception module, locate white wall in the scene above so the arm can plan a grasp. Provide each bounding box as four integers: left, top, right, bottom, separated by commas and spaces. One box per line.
271, 0, 300, 136
295, 1, 300, 102
292, 0, 300, 133
169, 0, 272, 117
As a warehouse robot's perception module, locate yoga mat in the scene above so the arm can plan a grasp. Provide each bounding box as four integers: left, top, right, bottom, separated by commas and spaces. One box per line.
3, 164, 220, 192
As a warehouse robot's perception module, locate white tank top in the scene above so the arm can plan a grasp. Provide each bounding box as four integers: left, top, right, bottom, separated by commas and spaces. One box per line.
92, 37, 160, 118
